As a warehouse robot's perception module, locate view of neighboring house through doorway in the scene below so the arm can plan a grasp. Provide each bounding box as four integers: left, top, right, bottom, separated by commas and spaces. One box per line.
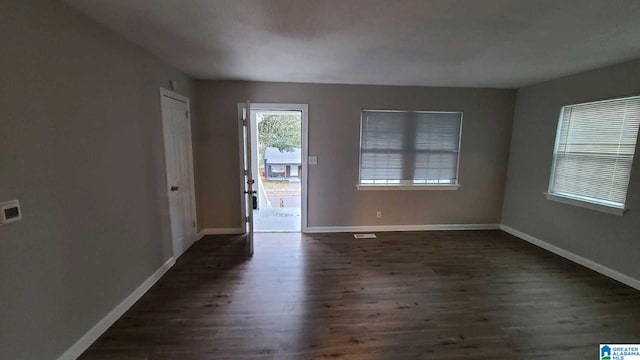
250, 104, 307, 232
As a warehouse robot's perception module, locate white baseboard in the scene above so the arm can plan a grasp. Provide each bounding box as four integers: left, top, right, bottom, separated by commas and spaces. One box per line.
198, 228, 244, 239
57, 257, 176, 360
305, 223, 500, 233
500, 225, 640, 291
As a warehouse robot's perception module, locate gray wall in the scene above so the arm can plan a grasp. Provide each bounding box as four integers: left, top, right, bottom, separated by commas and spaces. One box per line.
0, 1, 194, 359
502, 59, 640, 281
196, 81, 515, 229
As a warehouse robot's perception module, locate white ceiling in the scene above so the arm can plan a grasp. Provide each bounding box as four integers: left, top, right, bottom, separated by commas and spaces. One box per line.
62, 0, 640, 88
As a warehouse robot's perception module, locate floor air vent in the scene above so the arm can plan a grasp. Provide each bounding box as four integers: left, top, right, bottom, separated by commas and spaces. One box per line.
353, 233, 376, 239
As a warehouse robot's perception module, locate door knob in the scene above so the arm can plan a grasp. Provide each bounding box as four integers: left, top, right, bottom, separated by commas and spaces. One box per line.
170, 186, 179, 192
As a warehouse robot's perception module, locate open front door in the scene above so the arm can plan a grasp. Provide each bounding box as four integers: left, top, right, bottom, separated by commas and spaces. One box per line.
238, 101, 255, 256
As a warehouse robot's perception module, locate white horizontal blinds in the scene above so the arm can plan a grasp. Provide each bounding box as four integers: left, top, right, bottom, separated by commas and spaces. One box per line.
551, 96, 640, 208
360, 110, 462, 184
360, 111, 406, 182
414, 112, 461, 183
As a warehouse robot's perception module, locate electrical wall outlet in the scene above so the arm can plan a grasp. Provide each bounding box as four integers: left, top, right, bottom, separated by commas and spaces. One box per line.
376, 210, 382, 219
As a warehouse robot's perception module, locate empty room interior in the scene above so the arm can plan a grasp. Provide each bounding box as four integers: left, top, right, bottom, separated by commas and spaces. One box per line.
3, 1, 640, 359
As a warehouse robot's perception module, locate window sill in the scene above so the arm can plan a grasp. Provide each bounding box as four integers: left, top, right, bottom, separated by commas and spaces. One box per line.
545, 192, 627, 216
356, 184, 460, 191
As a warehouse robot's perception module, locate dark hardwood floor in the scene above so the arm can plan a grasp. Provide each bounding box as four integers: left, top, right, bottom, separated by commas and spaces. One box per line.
80, 231, 640, 359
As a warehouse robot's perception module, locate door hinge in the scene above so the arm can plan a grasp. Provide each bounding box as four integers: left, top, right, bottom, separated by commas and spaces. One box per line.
245, 216, 250, 222
192, 220, 196, 228
186, 111, 190, 119
243, 169, 248, 175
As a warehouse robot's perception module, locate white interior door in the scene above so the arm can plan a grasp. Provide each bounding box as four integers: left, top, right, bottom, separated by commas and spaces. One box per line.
161, 89, 197, 259
238, 101, 255, 256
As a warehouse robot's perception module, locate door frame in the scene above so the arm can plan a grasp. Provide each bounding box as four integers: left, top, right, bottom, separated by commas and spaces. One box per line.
160, 88, 198, 257
237, 102, 309, 233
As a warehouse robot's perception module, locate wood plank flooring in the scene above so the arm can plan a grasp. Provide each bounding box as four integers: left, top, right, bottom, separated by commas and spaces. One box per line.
80, 231, 640, 359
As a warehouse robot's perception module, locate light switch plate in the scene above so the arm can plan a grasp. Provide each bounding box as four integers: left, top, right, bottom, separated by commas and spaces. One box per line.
308, 155, 318, 165
0, 200, 22, 225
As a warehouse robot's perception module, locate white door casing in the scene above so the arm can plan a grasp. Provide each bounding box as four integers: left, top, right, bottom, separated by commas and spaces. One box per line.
160, 89, 197, 258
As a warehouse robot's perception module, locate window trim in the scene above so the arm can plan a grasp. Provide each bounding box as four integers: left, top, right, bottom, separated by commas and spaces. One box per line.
357, 109, 463, 190
357, 184, 460, 191
546, 95, 639, 216
545, 192, 627, 216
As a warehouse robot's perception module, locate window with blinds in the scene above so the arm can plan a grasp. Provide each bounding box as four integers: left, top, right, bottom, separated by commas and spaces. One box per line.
359, 110, 462, 186
548, 95, 640, 210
